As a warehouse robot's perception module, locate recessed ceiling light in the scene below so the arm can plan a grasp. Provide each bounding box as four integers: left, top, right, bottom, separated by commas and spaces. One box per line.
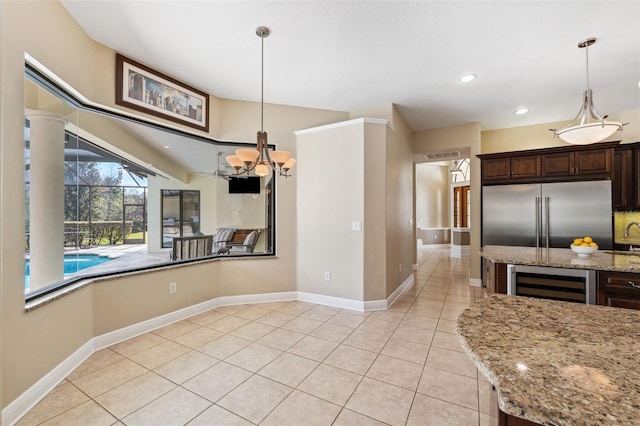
163, 145, 170, 149
514, 108, 529, 115
458, 74, 477, 83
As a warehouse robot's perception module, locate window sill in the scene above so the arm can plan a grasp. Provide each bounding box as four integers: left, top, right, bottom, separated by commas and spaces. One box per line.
25, 253, 277, 312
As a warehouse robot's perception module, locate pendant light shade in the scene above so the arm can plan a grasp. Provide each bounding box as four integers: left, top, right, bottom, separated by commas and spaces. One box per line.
226, 26, 296, 178
551, 38, 624, 145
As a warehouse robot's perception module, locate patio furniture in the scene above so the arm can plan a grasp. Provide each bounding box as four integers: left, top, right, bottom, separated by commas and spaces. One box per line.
172, 234, 213, 261
229, 229, 261, 253
213, 227, 237, 251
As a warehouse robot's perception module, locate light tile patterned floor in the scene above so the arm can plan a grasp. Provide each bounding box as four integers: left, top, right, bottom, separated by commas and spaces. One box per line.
17, 246, 492, 425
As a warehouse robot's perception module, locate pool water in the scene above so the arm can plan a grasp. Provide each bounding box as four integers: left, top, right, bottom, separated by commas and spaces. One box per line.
25, 254, 112, 290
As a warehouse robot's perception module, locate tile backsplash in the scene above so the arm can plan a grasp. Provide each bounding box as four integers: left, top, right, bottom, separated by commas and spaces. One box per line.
614, 211, 640, 245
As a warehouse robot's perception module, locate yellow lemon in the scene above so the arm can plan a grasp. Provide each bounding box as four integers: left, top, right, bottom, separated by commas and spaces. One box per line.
583, 236, 593, 244
580, 243, 591, 247
573, 238, 584, 245
590, 242, 598, 247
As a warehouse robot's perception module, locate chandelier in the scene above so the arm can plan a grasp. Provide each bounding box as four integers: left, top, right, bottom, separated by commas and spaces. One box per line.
226, 26, 296, 177
551, 38, 624, 145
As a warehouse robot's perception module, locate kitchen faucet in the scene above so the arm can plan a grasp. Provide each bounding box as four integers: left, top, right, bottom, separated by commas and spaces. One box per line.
624, 222, 640, 252
624, 221, 640, 237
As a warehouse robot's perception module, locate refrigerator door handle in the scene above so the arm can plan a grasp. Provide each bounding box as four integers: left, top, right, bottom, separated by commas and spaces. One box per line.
535, 197, 541, 248
545, 196, 550, 248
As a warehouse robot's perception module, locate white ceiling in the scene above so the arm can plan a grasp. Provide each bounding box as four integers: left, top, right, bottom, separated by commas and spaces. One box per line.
60, 1, 640, 134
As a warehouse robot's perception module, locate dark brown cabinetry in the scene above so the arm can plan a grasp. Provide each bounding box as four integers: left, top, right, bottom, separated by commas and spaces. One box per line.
541, 148, 612, 178
484, 259, 507, 295
597, 271, 640, 310
612, 147, 632, 210
490, 384, 540, 426
479, 141, 618, 185
481, 154, 542, 184
612, 142, 640, 211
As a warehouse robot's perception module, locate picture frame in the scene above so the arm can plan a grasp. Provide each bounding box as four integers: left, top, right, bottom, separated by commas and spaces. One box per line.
116, 53, 210, 132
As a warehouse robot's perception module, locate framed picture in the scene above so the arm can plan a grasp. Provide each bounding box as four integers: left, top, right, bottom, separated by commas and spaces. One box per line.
116, 53, 209, 132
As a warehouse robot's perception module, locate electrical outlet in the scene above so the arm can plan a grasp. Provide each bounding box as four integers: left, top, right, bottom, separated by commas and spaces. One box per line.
399, 263, 402, 273
169, 282, 177, 294
324, 271, 331, 281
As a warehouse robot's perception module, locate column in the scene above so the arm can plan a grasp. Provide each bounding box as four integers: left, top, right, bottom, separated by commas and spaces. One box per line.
27, 111, 65, 290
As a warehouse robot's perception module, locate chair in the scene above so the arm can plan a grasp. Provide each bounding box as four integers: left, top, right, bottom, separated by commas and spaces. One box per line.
230, 230, 261, 253
213, 227, 236, 251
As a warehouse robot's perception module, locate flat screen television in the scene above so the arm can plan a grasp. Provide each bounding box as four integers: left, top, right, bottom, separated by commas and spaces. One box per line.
228, 176, 261, 194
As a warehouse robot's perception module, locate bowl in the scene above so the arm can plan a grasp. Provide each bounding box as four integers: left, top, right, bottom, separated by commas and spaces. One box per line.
570, 244, 598, 257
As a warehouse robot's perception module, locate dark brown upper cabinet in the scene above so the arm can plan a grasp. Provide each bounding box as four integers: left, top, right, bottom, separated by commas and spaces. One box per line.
479, 141, 619, 185
611, 142, 640, 211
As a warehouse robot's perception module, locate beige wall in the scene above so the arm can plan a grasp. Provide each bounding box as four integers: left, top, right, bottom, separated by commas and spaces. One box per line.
415, 164, 450, 229
296, 121, 366, 301
414, 123, 482, 280
363, 122, 388, 300
1, 0, 348, 408
481, 109, 640, 154
296, 115, 414, 302
384, 106, 415, 297
0, 0, 5, 418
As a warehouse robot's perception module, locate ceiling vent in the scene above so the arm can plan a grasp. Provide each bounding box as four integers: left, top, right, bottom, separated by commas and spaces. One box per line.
423, 150, 461, 161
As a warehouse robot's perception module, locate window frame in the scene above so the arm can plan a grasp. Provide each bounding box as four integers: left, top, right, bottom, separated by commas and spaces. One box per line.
24, 65, 277, 304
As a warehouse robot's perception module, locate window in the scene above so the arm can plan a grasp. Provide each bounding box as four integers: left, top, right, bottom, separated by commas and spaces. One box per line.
162, 190, 200, 248
24, 64, 276, 302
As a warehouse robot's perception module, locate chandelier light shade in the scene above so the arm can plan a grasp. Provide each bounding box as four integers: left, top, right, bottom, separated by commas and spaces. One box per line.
551, 38, 624, 145
226, 26, 296, 178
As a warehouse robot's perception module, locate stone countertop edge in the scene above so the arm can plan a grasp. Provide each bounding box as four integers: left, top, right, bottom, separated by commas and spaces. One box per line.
457, 294, 640, 426
480, 245, 640, 272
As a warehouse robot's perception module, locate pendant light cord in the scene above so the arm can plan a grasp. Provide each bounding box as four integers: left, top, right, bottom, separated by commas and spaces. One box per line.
585, 43, 590, 90
261, 33, 264, 133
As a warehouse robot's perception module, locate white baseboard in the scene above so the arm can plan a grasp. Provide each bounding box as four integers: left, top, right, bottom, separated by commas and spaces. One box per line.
3, 287, 409, 425
93, 297, 223, 350
297, 292, 366, 311
1, 340, 95, 426
387, 274, 415, 306
218, 291, 298, 307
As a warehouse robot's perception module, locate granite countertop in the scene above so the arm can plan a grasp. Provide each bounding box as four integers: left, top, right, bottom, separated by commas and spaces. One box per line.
457, 294, 640, 425
480, 245, 640, 272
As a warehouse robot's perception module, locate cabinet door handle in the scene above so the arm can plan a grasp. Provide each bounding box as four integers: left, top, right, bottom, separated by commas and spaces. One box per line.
628, 280, 640, 289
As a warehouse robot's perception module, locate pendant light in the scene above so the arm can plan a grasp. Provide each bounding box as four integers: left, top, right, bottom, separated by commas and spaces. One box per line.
226, 26, 296, 177
551, 38, 624, 145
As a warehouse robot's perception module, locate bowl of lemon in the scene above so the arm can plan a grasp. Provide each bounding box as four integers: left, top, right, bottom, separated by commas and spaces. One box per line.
570, 237, 598, 257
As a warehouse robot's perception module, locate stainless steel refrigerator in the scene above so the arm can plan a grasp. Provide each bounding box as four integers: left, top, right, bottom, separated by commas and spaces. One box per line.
482, 180, 612, 249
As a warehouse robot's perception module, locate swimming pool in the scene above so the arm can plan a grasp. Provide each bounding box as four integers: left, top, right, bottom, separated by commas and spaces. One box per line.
25, 254, 112, 289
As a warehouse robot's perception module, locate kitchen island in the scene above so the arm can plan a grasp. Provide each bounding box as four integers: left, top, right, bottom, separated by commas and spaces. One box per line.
457, 294, 640, 425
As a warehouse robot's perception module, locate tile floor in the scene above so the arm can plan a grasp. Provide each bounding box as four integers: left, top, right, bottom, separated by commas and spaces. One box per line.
17, 246, 492, 425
